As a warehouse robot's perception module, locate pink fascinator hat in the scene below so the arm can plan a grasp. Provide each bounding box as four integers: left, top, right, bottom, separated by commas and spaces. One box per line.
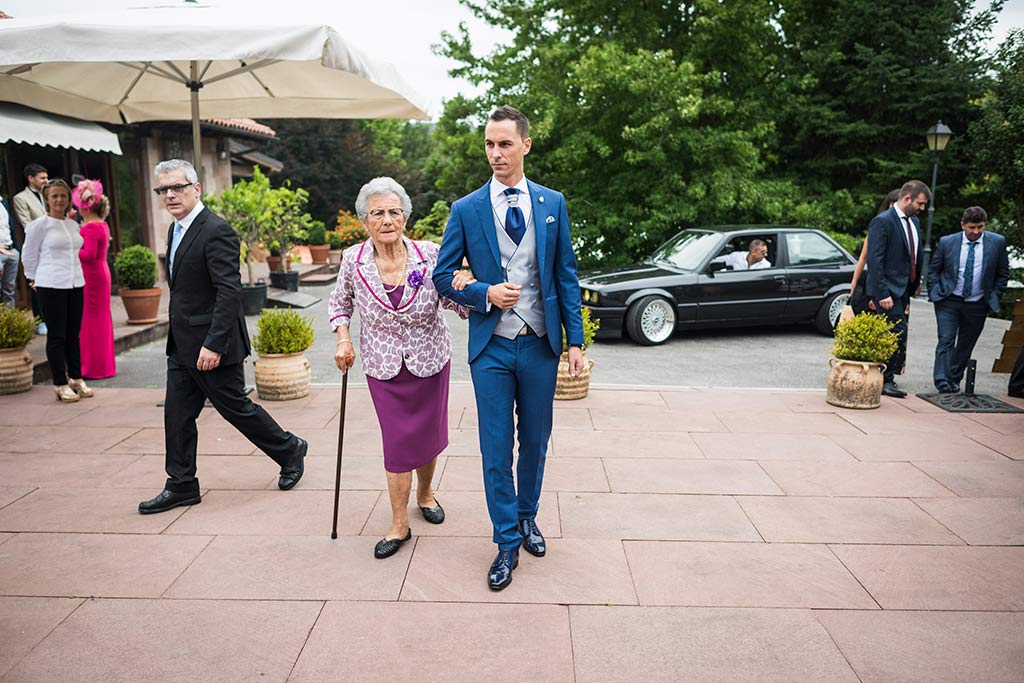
72, 179, 104, 212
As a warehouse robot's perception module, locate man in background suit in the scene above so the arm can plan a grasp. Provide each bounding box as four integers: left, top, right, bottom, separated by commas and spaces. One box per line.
928, 206, 1010, 393
434, 106, 585, 591
11, 163, 48, 332
866, 180, 930, 398
138, 159, 306, 514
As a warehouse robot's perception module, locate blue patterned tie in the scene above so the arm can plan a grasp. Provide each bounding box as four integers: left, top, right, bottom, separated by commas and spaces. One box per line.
962, 241, 977, 299
503, 188, 525, 245
168, 221, 184, 277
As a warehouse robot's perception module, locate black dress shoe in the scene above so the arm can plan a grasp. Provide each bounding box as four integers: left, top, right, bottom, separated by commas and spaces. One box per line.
937, 384, 958, 394
419, 499, 445, 525
518, 518, 546, 557
278, 437, 307, 490
138, 489, 201, 515
882, 382, 907, 398
488, 547, 519, 591
1009, 391, 1024, 399
374, 529, 412, 559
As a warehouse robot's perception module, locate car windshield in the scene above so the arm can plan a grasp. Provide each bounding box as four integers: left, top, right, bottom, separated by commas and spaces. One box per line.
649, 230, 722, 270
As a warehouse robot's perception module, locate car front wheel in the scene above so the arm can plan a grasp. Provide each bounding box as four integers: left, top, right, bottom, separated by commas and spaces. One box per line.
625, 295, 677, 345
815, 291, 850, 335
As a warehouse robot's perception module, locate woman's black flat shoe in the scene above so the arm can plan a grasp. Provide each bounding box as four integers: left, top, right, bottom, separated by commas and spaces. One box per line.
419, 500, 445, 525
374, 529, 412, 559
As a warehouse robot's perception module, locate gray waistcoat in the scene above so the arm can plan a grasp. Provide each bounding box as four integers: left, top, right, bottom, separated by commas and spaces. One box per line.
493, 209, 546, 339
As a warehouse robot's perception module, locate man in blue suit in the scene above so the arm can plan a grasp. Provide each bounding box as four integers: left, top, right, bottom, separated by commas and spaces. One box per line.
928, 206, 1010, 393
866, 180, 930, 398
434, 106, 585, 591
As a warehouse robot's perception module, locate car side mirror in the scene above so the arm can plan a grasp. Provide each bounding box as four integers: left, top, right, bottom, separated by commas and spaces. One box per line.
707, 261, 727, 277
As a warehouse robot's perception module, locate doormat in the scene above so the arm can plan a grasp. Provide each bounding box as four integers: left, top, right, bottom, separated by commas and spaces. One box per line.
916, 393, 1024, 413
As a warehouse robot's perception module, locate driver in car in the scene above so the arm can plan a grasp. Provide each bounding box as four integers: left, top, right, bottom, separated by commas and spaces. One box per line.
725, 239, 771, 270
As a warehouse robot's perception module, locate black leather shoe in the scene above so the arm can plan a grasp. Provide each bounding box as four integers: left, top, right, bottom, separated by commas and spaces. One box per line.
882, 382, 907, 398
518, 519, 546, 557
488, 547, 519, 591
138, 489, 201, 514
374, 529, 412, 559
419, 499, 445, 525
937, 384, 958, 394
278, 437, 307, 490
1009, 390, 1024, 399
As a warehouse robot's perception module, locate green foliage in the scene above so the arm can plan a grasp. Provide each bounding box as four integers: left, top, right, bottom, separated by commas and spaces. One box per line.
114, 244, 157, 290
0, 305, 38, 349
409, 201, 450, 242
832, 312, 900, 364
334, 210, 369, 248
205, 167, 272, 286
326, 230, 345, 250
252, 309, 315, 355
822, 229, 864, 257
305, 220, 327, 246
562, 306, 601, 352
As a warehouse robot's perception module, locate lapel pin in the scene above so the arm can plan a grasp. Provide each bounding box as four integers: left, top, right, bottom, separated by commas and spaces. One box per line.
538, 195, 544, 203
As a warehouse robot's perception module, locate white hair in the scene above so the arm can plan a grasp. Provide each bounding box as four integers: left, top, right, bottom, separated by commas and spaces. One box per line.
355, 177, 412, 220
154, 159, 199, 184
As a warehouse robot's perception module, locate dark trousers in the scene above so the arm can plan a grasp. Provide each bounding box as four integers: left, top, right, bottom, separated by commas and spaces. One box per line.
1008, 344, 1024, 397
878, 295, 909, 383
36, 287, 83, 385
933, 297, 988, 390
164, 354, 297, 494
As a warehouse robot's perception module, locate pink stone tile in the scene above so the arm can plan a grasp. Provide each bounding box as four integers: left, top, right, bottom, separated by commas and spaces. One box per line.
967, 432, 1024, 460
291, 602, 574, 683
659, 390, 795, 413
401, 537, 637, 605
604, 459, 782, 495
693, 433, 854, 461
289, 427, 383, 457
551, 430, 704, 458
0, 454, 140, 489
715, 411, 862, 435
166, 535, 408, 600
625, 541, 877, 609
759, 461, 955, 497
913, 498, 1024, 545
963, 413, 1024, 435
459, 407, 594, 430
441, 429, 483, 456
830, 433, 1007, 462
915, 462, 1024, 497
0, 488, 190, 533
738, 497, 963, 544
362, 490, 560, 538
0, 597, 82, 677
0, 533, 211, 597
64, 405, 166, 428
570, 606, 858, 682
104, 455, 277, 490
0, 426, 140, 454
817, 610, 1024, 683
0, 401, 97, 426
831, 545, 1024, 610
163, 489, 380, 536
572, 388, 669, 409
201, 404, 339, 431
5, 598, 321, 682
558, 493, 760, 541
838, 412, 998, 436
272, 455, 408, 491
438, 455, 609, 492
104, 426, 258, 455
0, 533, 12, 545
0, 487, 34, 510
590, 408, 725, 432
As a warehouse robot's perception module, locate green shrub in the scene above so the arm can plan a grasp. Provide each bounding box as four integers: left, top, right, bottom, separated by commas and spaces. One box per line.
268, 240, 282, 257
327, 231, 345, 249
562, 305, 601, 352
306, 220, 327, 245
832, 312, 900, 363
252, 309, 315, 355
114, 244, 158, 290
0, 305, 38, 349
823, 230, 864, 257
334, 210, 369, 248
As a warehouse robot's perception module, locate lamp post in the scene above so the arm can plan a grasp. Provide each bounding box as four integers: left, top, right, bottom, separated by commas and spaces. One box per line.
922, 121, 953, 292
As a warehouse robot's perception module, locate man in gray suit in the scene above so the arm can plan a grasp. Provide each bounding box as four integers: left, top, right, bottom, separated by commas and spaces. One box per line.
11, 163, 48, 332
928, 206, 1010, 393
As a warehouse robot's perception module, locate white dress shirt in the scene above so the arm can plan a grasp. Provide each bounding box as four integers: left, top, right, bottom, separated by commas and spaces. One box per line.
953, 232, 984, 302
489, 176, 531, 231
21, 215, 85, 288
0, 201, 12, 248
725, 251, 771, 270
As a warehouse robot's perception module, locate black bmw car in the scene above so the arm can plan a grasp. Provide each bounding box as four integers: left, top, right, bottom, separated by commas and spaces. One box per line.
579, 226, 856, 345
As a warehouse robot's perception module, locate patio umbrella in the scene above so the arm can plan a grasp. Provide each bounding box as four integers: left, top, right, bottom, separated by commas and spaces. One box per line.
0, 4, 431, 184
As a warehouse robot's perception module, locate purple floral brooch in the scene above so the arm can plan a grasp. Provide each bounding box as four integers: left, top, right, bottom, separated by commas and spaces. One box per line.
407, 269, 426, 289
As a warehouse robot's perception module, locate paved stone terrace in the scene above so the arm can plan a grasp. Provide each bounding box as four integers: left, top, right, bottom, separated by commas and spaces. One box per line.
1, 384, 1022, 681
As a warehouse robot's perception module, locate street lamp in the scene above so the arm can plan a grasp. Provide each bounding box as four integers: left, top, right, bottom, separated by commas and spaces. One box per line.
922, 121, 953, 292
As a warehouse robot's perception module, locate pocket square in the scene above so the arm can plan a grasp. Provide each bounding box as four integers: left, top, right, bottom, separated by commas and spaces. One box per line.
545, 215, 555, 224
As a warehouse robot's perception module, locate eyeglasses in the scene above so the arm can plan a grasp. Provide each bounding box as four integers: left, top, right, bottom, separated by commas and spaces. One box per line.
368, 208, 405, 221
153, 183, 194, 196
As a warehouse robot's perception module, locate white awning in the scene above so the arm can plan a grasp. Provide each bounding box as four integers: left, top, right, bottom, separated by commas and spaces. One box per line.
0, 103, 122, 154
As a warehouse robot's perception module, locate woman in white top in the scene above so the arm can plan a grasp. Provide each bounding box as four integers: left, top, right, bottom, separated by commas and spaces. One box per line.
21, 179, 95, 402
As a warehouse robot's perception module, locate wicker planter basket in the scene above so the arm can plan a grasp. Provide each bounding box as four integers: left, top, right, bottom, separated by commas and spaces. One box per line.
254, 351, 311, 401
0, 346, 33, 395
555, 351, 594, 400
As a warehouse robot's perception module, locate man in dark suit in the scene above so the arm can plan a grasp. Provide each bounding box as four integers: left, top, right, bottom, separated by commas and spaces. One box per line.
138, 159, 306, 514
928, 206, 1010, 393
866, 180, 930, 398
1009, 346, 1024, 399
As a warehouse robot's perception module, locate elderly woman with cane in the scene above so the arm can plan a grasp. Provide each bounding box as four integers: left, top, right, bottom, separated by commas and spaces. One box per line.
329, 177, 472, 559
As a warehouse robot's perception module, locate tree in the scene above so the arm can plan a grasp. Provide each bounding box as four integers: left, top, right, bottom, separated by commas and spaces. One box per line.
204, 167, 273, 286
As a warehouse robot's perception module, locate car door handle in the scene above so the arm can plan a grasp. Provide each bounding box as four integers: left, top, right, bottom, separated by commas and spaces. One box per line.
773, 275, 787, 280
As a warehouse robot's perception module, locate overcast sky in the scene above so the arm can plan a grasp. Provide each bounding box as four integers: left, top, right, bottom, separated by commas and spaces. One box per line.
2, 0, 1021, 118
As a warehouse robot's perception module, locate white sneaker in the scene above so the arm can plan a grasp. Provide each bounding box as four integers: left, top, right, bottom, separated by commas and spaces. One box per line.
36, 322, 47, 335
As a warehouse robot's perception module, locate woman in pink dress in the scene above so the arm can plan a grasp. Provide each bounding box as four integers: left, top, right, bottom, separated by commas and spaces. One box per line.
74, 180, 116, 379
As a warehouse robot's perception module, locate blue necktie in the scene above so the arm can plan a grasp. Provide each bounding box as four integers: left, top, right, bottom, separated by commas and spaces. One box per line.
962, 241, 976, 299
503, 188, 525, 245
168, 221, 184, 277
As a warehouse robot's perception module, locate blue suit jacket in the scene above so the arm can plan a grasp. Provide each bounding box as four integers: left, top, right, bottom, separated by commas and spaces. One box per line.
866, 207, 926, 304
928, 231, 1010, 313
433, 179, 584, 362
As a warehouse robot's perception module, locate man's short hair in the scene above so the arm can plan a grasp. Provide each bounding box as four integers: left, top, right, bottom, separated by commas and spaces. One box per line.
488, 105, 530, 140
749, 239, 767, 250
899, 180, 932, 203
961, 206, 987, 224
154, 159, 199, 184
23, 163, 46, 180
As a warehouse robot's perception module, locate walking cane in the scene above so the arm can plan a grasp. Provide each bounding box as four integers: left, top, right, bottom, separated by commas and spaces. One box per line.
330, 371, 348, 539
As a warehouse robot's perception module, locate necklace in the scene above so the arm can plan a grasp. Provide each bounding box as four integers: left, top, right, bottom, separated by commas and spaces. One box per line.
376, 245, 407, 292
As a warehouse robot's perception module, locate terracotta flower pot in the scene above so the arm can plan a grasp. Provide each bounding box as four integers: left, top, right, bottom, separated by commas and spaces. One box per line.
120, 287, 162, 324
0, 346, 33, 395
254, 351, 311, 401
327, 249, 342, 266
826, 357, 886, 409
555, 351, 595, 400
309, 244, 330, 264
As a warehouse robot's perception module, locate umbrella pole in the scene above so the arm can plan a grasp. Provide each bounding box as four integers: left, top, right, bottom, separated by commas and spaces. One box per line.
330, 371, 349, 539
189, 60, 204, 188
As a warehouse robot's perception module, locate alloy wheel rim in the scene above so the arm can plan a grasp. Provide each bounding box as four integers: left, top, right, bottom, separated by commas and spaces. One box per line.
640, 299, 676, 343
829, 293, 850, 326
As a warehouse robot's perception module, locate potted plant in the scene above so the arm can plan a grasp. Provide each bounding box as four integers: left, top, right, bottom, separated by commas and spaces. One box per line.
114, 244, 162, 324
0, 305, 38, 394
555, 306, 600, 400
252, 309, 315, 400
827, 312, 900, 409
335, 210, 368, 249
266, 241, 288, 275
306, 220, 329, 264
327, 230, 344, 266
